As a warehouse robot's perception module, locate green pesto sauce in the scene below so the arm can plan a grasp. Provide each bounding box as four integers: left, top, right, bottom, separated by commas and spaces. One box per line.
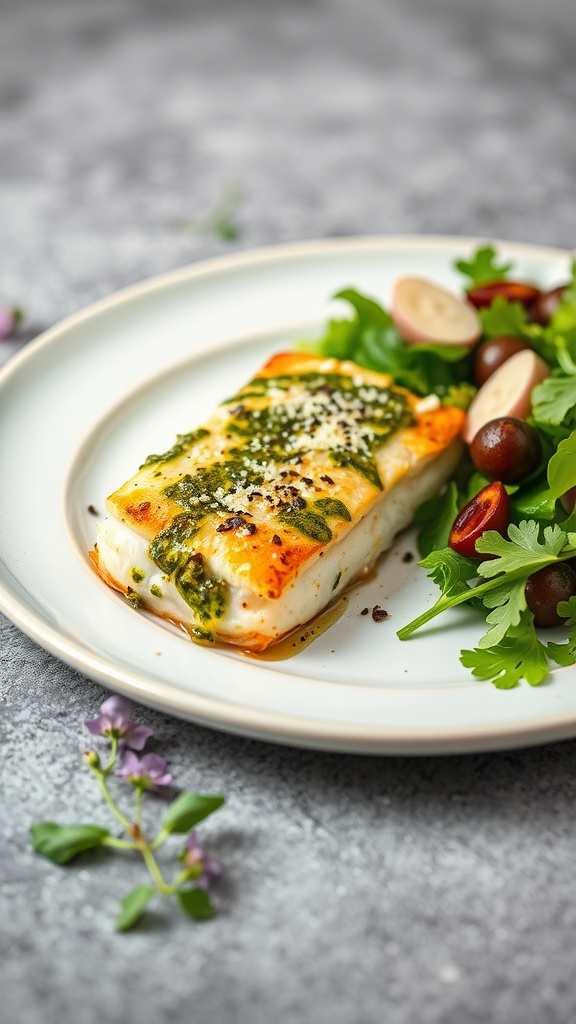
150, 584, 162, 598
146, 369, 412, 627
224, 371, 413, 487
149, 514, 226, 624
277, 507, 333, 543
131, 568, 145, 584
313, 497, 352, 522
125, 588, 144, 609
140, 428, 210, 470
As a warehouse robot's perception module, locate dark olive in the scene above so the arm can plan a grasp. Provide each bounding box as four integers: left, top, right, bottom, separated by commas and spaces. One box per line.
473, 336, 529, 387
525, 563, 576, 628
532, 285, 569, 326
470, 417, 542, 484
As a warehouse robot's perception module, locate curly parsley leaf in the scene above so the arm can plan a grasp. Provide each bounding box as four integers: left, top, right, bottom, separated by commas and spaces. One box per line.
455, 245, 513, 288
461, 611, 549, 689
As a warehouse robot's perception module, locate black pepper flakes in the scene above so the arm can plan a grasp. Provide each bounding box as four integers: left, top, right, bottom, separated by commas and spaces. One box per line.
371, 605, 389, 622
320, 475, 335, 486
360, 607, 369, 616
402, 551, 415, 563
272, 534, 282, 545
87, 504, 99, 516
216, 516, 252, 533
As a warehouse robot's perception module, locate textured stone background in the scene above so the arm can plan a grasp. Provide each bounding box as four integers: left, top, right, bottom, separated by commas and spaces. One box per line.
2, 1, 576, 1022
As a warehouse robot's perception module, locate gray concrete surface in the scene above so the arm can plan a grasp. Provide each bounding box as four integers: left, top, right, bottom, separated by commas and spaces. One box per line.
2, 1, 576, 1022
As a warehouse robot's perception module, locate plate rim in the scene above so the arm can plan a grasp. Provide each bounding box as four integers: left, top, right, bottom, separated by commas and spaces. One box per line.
2, 233, 575, 755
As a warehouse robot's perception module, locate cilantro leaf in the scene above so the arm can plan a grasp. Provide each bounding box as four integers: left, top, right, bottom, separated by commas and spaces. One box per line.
475, 521, 567, 576
547, 636, 576, 667
418, 546, 477, 598
455, 245, 513, 288
547, 595, 576, 667
557, 595, 576, 627
478, 297, 531, 340
460, 612, 549, 688
398, 520, 576, 641
477, 578, 526, 648
414, 483, 459, 558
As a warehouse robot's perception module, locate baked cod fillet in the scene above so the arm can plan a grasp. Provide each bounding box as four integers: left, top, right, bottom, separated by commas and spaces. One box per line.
91, 352, 465, 650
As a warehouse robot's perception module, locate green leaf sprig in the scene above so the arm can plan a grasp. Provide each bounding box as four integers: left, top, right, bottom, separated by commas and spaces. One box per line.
30, 696, 225, 930
454, 244, 512, 288
397, 519, 576, 688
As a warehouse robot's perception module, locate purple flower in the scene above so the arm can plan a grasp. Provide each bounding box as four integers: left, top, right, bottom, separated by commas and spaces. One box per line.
85, 695, 152, 751
0, 305, 21, 340
115, 752, 172, 790
181, 831, 222, 889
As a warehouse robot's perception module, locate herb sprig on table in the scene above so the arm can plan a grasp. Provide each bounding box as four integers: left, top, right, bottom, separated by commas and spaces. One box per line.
31, 696, 225, 931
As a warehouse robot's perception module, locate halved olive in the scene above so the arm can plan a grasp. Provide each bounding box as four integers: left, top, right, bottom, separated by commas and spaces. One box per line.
467, 281, 541, 310
449, 481, 510, 559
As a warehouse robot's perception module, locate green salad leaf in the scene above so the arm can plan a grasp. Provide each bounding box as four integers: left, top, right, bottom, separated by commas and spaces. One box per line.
532, 375, 576, 427
397, 519, 576, 687
414, 483, 459, 558
547, 596, 576, 667
547, 432, 576, 500
461, 611, 549, 689
300, 288, 472, 397
478, 297, 532, 340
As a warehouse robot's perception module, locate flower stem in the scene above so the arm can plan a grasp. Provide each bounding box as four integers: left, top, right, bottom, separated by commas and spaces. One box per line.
102, 836, 139, 851
91, 767, 133, 833
139, 842, 173, 894
102, 735, 118, 776
134, 787, 143, 826
149, 828, 169, 851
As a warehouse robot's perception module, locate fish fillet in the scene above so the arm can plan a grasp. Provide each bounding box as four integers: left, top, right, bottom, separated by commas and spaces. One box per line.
91, 352, 465, 650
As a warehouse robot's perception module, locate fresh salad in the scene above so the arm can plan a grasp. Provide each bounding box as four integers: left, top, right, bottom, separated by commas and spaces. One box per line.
301, 245, 576, 689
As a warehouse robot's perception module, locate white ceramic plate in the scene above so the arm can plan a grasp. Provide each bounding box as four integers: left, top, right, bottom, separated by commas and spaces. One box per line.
2, 236, 575, 754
